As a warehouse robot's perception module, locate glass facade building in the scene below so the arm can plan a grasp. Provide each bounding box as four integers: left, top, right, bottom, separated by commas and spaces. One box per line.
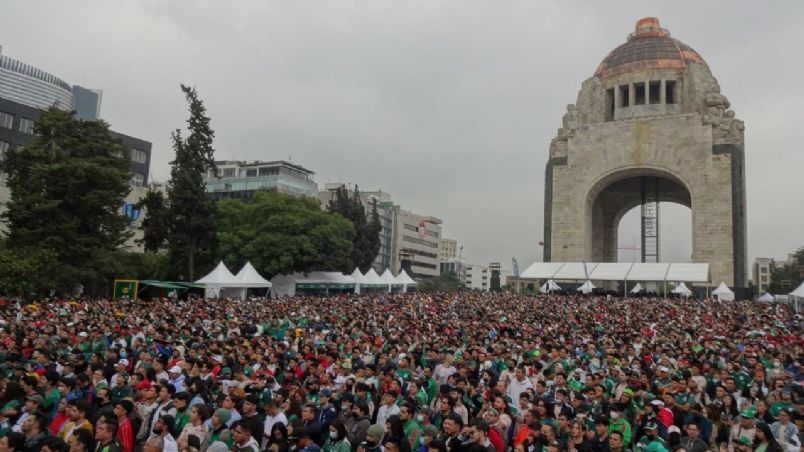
205, 160, 318, 200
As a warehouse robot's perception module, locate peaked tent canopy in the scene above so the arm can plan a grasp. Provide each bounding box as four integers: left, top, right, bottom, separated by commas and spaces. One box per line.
234, 262, 272, 287
270, 272, 357, 297
671, 282, 693, 297
362, 269, 387, 287
630, 283, 645, 294
196, 262, 237, 285
577, 280, 596, 294
539, 279, 562, 293
791, 281, 804, 299
396, 269, 418, 293
196, 262, 242, 299
712, 282, 735, 301
758, 292, 774, 302
351, 268, 368, 294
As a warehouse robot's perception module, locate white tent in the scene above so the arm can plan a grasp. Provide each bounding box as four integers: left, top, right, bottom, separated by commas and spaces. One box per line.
361, 269, 387, 291
196, 262, 241, 299
758, 292, 775, 302
380, 269, 402, 293
630, 283, 645, 294
671, 282, 693, 297
235, 262, 272, 288
396, 270, 418, 292
351, 268, 368, 294
577, 280, 596, 294
790, 281, 804, 312
712, 282, 735, 301
270, 272, 356, 298
539, 279, 562, 293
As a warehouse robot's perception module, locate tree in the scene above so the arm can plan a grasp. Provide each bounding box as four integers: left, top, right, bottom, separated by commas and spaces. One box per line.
419, 271, 462, 293
135, 189, 169, 253
0, 108, 132, 294
217, 191, 354, 276
167, 85, 217, 280
768, 245, 804, 293
326, 185, 382, 272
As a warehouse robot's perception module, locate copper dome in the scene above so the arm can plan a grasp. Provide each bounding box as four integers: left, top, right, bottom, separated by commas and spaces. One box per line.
595, 17, 707, 79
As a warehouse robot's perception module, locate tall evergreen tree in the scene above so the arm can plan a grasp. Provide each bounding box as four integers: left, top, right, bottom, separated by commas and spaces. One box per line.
135, 189, 169, 253
327, 185, 382, 272
167, 85, 217, 280
0, 108, 131, 293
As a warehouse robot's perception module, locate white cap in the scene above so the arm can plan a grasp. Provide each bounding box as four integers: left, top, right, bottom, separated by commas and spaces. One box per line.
657, 366, 670, 373
650, 400, 665, 407
78, 332, 88, 338
168, 365, 182, 374
212, 355, 223, 363
668, 426, 681, 434
118, 359, 129, 367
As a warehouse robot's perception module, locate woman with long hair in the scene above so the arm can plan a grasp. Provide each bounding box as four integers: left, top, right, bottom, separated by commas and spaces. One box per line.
266, 422, 289, 452
753, 422, 783, 452
384, 415, 412, 452
324, 418, 351, 452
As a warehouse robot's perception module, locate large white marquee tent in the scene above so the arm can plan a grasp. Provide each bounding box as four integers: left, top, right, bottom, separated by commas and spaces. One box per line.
519, 261, 710, 295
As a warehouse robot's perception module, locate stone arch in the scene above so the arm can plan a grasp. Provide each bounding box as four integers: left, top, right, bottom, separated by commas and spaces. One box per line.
584, 166, 693, 262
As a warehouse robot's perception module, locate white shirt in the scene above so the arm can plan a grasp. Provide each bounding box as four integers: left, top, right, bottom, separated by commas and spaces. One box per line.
376, 404, 400, 431
162, 433, 179, 452
264, 412, 288, 437
507, 377, 534, 411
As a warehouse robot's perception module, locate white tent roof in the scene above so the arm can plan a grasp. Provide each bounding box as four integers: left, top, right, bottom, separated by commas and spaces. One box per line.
292, 272, 356, 285
539, 279, 562, 293
758, 292, 775, 302
630, 283, 644, 294
520, 262, 565, 279
666, 263, 710, 283
672, 282, 693, 296
790, 281, 804, 299
380, 269, 402, 285
363, 268, 386, 286
196, 262, 238, 285
397, 270, 417, 285
712, 281, 734, 301
712, 282, 734, 295
590, 263, 634, 281
577, 280, 596, 294
234, 262, 272, 287
518, 262, 709, 283
351, 268, 369, 284
626, 263, 670, 281
554, 262, 598, 280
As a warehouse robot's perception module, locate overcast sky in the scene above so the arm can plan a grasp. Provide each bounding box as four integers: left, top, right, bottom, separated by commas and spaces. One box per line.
3, 1, 803, 274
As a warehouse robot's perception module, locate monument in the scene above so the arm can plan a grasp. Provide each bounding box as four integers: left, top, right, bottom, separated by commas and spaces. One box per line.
543, 17, 747, 291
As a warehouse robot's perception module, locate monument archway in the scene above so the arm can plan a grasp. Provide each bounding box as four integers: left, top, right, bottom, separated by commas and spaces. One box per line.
542, 17, 747, 291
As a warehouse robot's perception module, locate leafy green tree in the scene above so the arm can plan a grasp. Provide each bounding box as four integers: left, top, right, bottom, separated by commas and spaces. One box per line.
768, 245, 804, 293
0, 244, 57, 295
111, 251, 170, 281
217, 191, 354, 276
135, 190, 170, 253
167, 85, 217, 280
326, 185, 382, 272
0, 108, 132, 294
419, 271, 462, 293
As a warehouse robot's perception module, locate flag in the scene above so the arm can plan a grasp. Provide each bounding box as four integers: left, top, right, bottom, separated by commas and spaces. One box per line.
512, 258, 520, 277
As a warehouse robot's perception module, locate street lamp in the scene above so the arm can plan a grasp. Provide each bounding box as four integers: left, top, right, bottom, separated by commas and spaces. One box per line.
458, 246, 464, 285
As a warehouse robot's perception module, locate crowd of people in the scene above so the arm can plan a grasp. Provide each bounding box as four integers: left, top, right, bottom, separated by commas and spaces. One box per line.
0, 293, 801, 452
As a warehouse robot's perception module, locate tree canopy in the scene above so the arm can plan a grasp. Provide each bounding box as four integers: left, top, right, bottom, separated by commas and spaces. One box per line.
0, 108, 132, 294
217, 191, 355, 277
326, 185, 381, 272
166, 84, 218, 280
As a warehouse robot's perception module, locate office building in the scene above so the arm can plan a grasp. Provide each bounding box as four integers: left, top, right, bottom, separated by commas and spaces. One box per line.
464, 264, 489, 291
204, 160, 318, 200
440, 238, 458, 260
392, 209, 442, 277
72, 85, 102, 120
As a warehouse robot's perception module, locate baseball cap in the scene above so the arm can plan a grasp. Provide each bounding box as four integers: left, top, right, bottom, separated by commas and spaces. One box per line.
168, 365, 182, 374
118, 359, 129, 367
26, 394, 45, 406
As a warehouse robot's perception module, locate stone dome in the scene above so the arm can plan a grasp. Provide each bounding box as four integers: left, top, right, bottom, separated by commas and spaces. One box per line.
595, 17, 707, 79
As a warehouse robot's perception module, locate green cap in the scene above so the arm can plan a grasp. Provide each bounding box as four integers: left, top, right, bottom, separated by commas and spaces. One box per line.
740, 408, 755, 419
736, 436, 752, 445
646, 442, 669, 452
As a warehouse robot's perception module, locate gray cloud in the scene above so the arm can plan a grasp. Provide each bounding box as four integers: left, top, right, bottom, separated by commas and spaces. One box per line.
2, 1, 802, 273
